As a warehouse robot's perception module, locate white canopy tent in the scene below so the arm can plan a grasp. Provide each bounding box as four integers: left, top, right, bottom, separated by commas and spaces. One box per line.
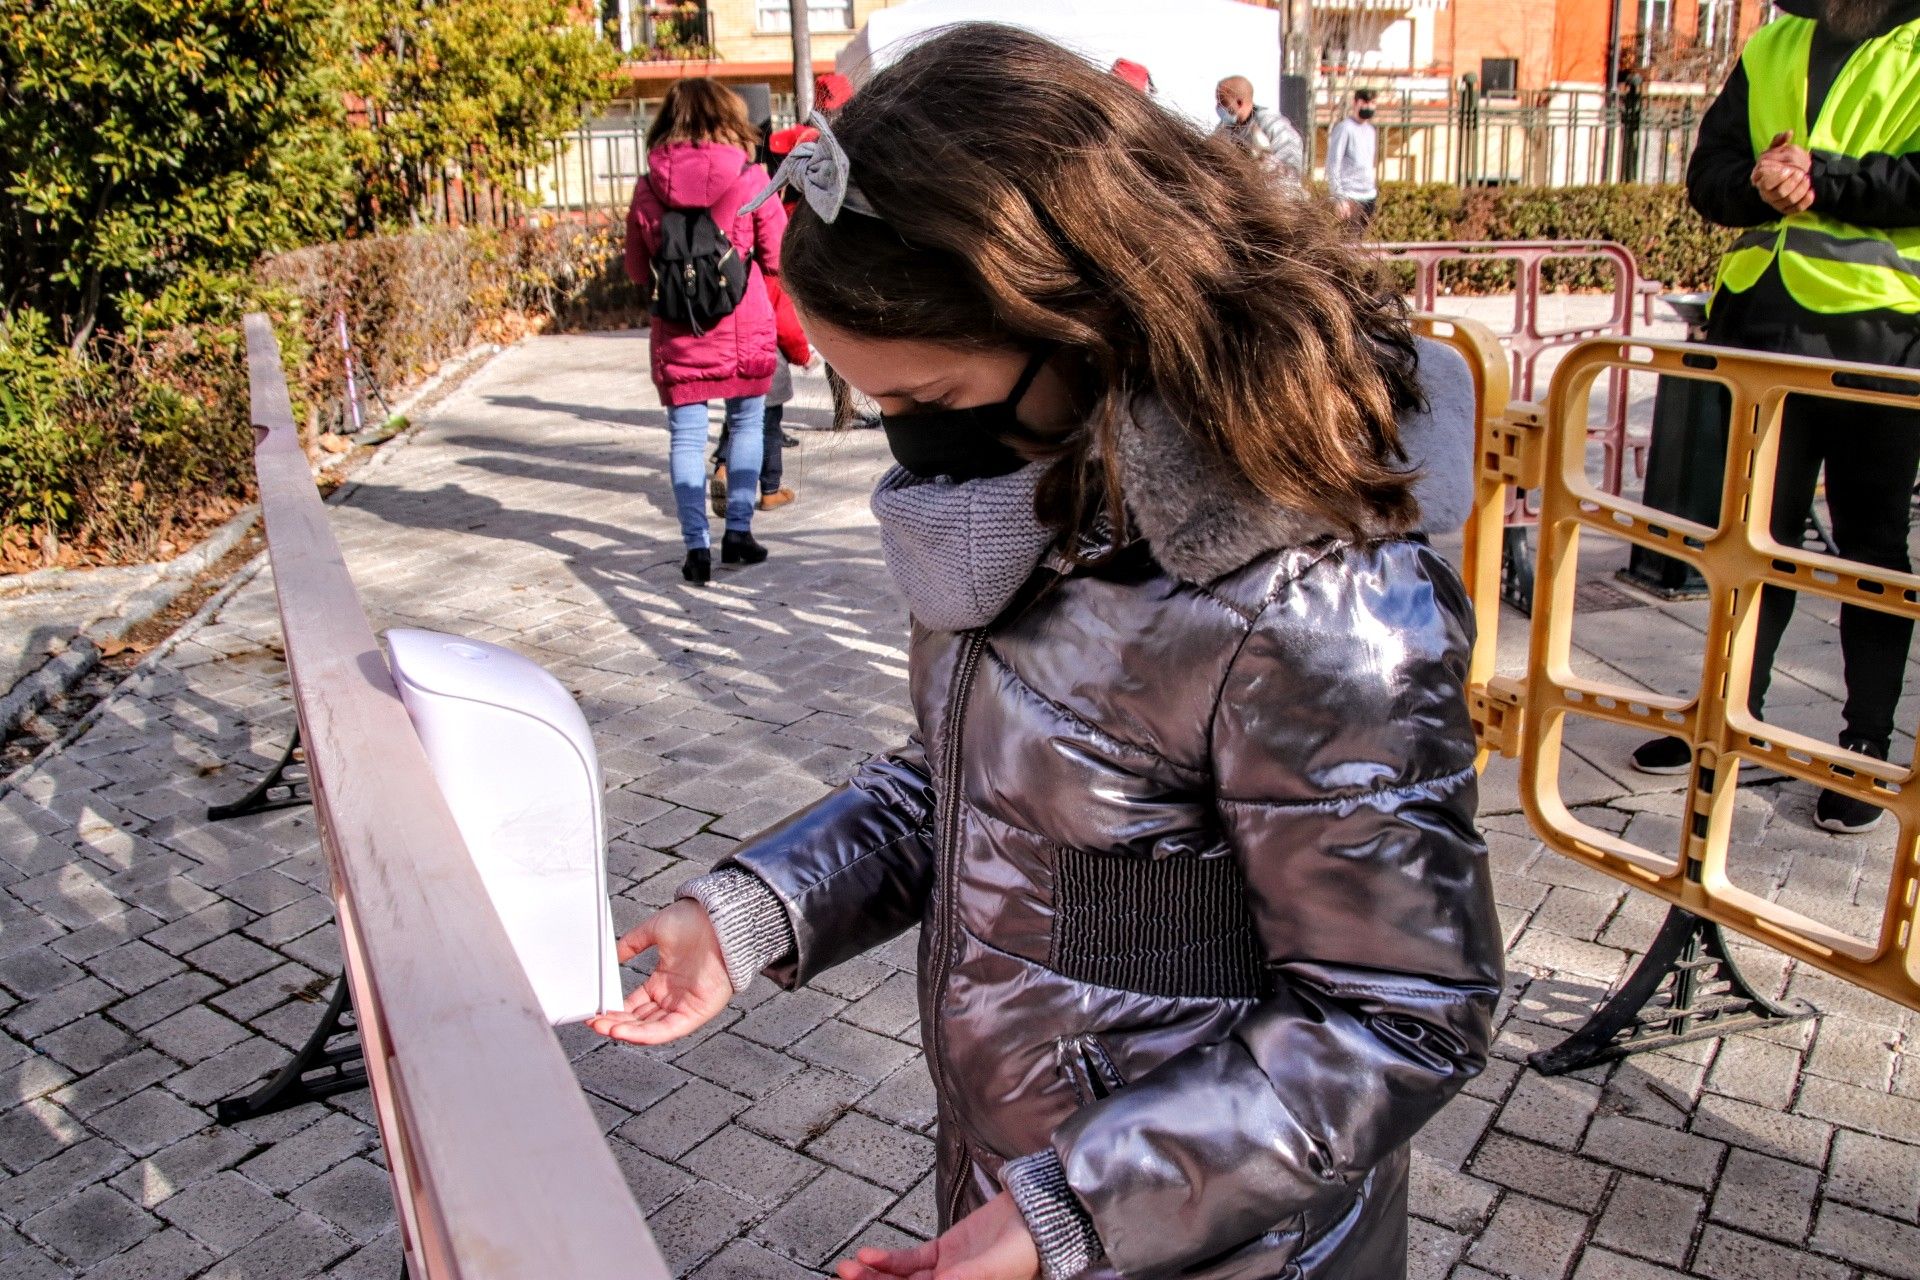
834, 0, 1283, 132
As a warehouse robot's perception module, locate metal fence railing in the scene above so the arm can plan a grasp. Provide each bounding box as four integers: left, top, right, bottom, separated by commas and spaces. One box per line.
1321, 99, 1705, 188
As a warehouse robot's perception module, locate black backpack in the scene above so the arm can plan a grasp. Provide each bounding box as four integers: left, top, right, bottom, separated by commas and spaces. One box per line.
650, 206, 749, 334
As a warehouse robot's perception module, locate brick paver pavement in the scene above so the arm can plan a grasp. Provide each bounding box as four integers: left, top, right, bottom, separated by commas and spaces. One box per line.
1, 331, 1917, 1280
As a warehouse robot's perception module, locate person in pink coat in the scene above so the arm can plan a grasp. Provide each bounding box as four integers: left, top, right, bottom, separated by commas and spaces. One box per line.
625, 78, 788, 585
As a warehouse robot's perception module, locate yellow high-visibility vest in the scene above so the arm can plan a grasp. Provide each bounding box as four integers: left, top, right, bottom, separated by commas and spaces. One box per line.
1715, 13, 1920, 314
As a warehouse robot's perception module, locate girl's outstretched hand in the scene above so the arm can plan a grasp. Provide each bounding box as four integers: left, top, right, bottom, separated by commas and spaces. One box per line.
586, 900, 732, 1045
836, 1192, 1040, 1280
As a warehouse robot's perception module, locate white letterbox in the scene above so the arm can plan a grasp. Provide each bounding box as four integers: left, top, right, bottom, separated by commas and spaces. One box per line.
385, 629, 623, 1025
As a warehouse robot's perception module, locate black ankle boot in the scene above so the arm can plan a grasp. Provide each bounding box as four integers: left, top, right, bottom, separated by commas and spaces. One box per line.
682, 548, 711, 586
720, 530, 768, 565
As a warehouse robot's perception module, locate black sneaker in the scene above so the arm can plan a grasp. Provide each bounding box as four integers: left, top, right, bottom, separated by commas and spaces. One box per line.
1815, 737, 1889, 834
1630, 735, 1692, 776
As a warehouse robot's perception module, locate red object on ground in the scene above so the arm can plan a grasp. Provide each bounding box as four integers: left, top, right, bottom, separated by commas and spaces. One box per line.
815, 73, 855, 111
1111, 59, 1152, 92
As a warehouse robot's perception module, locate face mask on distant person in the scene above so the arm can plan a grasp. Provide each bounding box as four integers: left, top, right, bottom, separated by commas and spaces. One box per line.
1358, 106, 1376, 120
1216, 104, 1238, 125
879, 348, 1052, 482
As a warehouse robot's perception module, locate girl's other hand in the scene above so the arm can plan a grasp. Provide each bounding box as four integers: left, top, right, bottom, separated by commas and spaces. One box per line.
586, 901, 732, 1045
835, 1192, 1040, 1280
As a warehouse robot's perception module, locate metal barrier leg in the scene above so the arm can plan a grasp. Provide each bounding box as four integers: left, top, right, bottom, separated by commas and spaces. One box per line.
216, 976, 368, 1122
1500, 526, 1536, 615
1528, 905, 1817, 1076
207, 728, 312, 821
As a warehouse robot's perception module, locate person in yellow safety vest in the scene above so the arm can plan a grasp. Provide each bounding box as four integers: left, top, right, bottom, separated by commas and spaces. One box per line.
1631, 0, 1920, 836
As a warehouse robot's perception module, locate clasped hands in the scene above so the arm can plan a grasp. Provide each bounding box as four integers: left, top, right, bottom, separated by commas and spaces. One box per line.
1752, 129, 1816, 216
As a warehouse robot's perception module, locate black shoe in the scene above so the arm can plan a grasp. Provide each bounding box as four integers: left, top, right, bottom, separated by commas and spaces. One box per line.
1815, 737, 1889, 834
720, 530, 767, 565
781, 432, 800, 448
681, 548, 711, 586
1630, 735, 1692, 776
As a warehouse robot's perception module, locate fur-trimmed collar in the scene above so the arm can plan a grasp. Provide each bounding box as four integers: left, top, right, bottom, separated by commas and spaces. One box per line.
1113, 335, 1466, 587
1115, 336, 1475, 585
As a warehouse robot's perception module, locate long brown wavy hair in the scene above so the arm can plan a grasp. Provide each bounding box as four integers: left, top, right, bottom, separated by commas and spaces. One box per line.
645, 78, 759, 154
781, 23, 1424, 546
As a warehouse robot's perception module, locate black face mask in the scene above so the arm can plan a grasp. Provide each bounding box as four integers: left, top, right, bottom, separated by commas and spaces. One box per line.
880, 348, 1052, 482
1357, 106, 1376, 120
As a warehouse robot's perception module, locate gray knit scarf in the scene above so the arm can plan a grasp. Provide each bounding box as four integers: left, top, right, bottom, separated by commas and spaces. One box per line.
870, 464, 1054, 632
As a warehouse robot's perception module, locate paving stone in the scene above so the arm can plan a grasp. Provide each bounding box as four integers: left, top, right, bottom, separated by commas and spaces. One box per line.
162, 1036, 287, 1108
1409, 1150, 1498, 1233
287, 1157, 393, 1244
1704, 1034, 1802, 1111
859, 1061, 936, 1134
676, 1032, 804, 1100
1692, 1222, 1850, 1280
1570, 1248, 1691, 1280
1582, 1113, 1725, 1189
196, 1210, 351, 1280
615, 1078, 747, 1161
6, 978, 118, 1040
682, 1123, 822, 1204
21, 1183, 156, 1266
0, 950, 85, 1000
1690, 1092, 1833, 1167
1809, 1202, 1920, 1280
884, 1175, 938, 1239
236, 1112, 377, 1194
731, 987, 845, 1049
607, 1138, 695, 1215
1709, 1147, 1819, 1244
155, 1170, 295, 1251
105, 973, 219, 1033
140, 1006, 249, 1065
1465, 1193, 1587, 1280
1418, 1093, 1496, 1167
77, 1227, 215, 1280
36, 1016, 139, 1074
181, 934, 280, 985
84, 943, 185, 997
0, 1097, 85, 1174
1826, 1129, 1920, 1221
791, 1020, 919, 1083
1496, 1072, 1602, 1151
686, 1238, 817, 1280
574, 1045, 686, 1113
108, 1128, 255, 1209
1590, 1174, 1702, 1267
752, 1165, 893, 1268
89, 1088, 210, 1158
645, 1180, 758, 1275
1410, 1217, 1466, 1280
1468, 1132, 1611, 1212
0, 1138, 134, 1223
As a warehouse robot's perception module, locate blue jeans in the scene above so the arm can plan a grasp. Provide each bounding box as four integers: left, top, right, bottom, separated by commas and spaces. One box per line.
668, 397, 763, 549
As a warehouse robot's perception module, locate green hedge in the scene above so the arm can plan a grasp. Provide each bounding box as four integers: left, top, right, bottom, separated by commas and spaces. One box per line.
1370, 183, 1734, 294
0, 224, 634, 569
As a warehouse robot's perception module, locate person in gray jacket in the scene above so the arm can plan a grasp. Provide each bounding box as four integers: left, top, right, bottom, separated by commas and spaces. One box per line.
1214, 75, 1305, 181
592, 23, 1499, 1280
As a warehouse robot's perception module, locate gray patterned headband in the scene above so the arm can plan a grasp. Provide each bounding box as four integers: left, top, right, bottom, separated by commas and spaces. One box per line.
740, 112, 878, 224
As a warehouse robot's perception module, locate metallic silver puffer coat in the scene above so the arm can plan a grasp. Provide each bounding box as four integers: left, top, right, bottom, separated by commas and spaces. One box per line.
721, 390, 1504, 1279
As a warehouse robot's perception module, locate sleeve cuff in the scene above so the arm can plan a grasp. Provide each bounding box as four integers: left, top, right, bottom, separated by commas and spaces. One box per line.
1004, 1149, 1103, 1280
677, 869, 796, 993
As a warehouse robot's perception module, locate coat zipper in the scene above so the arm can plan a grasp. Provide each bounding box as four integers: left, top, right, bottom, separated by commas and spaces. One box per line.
929, 630, 988, 1225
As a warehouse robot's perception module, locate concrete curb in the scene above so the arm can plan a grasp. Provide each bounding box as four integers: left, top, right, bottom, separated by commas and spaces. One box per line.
0, 339, 508, 741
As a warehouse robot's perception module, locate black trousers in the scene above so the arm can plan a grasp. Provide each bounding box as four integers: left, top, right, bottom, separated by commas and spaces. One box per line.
715, 403, 785, 493
1747, 394, 1920, 747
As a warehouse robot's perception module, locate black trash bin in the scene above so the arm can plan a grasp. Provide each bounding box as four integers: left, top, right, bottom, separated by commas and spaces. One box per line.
1621, 292, 1729, 599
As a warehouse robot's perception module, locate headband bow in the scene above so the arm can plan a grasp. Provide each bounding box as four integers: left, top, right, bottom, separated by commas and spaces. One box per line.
740, 112, 878, 223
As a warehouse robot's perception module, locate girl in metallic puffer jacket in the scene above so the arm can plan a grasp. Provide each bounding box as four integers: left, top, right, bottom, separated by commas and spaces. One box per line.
591, 22, 1502, 1280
